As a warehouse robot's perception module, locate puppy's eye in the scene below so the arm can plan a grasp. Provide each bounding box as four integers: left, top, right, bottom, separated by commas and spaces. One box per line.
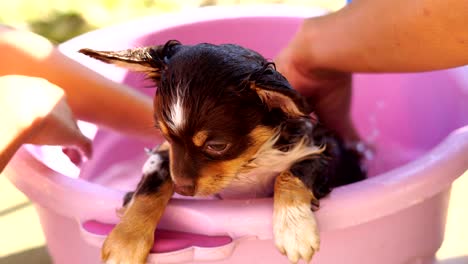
208, 143, 228, 151
204, 140, 230, 156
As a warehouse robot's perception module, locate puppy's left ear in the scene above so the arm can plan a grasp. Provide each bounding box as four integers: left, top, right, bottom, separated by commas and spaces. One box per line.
78, 40, 181, 81
250, 63, 311, 117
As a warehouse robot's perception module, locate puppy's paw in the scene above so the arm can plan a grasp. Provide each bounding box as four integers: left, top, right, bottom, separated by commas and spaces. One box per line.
273, 203, 320, 264
101, 222, 154, 264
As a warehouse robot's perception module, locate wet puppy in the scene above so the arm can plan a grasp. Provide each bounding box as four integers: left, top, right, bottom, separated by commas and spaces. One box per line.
80, 40, 365, 264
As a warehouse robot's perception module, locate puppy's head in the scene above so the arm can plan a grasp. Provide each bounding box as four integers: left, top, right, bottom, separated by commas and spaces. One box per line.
80, 40, 310, 196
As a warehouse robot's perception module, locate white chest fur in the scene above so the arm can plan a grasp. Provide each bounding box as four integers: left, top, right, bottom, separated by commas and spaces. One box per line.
219, 138, 323, 199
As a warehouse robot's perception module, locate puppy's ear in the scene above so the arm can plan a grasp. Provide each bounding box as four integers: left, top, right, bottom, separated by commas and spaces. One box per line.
78, 40, 181, 80
250, 63, 311, 117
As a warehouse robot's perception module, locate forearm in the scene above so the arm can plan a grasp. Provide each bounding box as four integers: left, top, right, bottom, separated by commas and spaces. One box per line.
34, 51, 158, 140
303, 0, 468, 72
0, 28, 159, 140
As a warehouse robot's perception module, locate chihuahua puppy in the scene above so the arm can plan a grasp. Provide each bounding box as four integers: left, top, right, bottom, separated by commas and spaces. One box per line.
80, 40, 365, 264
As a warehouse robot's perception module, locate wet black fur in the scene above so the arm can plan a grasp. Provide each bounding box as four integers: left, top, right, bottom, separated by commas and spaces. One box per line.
87, 40, 366, 205
151, 41, 364, 199
152, 42, 307, 183
279, 119, 365, 199
123, 150, 170, 206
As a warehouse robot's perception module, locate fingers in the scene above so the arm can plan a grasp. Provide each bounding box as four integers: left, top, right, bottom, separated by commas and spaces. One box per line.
61, 135, 92, 166
2, 75, 95, 164
60, 119, 93, 165
275, 41, 360, 143
277, 52, 358, 142
68, 121, 93, 160
78, 135, 93, 159
27, 92, 94, 159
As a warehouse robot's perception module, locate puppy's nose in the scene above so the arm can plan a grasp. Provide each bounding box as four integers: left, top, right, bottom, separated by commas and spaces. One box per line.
174, 184, 195, 196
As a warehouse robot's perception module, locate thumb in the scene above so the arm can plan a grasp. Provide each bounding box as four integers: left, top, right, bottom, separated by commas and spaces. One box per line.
74, 132, 93, 160
67, 121, 93, 160
62, 134, 93, 166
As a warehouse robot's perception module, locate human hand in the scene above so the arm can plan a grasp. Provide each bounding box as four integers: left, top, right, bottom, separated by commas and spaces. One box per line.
275, 27, 359, 142
1, 75, 92, 162
27, 94, 93, 164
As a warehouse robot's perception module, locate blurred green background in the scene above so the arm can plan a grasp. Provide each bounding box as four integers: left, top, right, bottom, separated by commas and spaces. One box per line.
1, 1, 468, 264
0, 2, 347, 263
0, 0, 345, 43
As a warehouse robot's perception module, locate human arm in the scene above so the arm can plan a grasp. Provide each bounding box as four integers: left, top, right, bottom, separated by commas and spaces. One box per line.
0, 27, 159, 141
276, 0, 468, 140
282, 0, 468, 74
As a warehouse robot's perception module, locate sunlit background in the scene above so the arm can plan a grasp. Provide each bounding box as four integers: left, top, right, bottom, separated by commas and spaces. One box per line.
1, 1, 466, 263
0, 2, 346, 263
0, 0, 345, 43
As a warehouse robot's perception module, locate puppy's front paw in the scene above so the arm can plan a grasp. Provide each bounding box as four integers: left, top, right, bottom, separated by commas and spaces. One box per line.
101, 222, 154, 264
273, 203, 320, 264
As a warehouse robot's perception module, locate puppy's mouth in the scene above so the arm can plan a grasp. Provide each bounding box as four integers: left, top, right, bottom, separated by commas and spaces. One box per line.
174, 184, 196, 196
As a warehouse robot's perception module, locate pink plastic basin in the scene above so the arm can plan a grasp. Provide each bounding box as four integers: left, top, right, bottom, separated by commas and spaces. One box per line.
4, 5, 468, 264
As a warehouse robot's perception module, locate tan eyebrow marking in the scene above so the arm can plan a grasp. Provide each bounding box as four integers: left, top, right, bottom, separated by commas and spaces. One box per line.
158, 121, 170, 135
192, 130, 209, 147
